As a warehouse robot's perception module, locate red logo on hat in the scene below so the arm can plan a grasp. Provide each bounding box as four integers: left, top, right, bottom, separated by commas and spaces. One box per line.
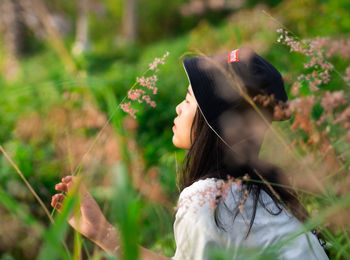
228, 49, 239, 63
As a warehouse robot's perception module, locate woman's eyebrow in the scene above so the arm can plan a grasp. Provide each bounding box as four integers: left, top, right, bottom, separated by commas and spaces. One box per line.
187, 89, 192, 96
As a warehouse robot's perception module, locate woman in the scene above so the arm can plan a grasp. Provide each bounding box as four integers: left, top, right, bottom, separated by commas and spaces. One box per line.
52, 46, 329, 259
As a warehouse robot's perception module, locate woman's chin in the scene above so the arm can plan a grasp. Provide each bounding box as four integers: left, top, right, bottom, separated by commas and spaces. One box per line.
172, 137, 190, 150
172, 136, 182, 149
172, 136, 178, 147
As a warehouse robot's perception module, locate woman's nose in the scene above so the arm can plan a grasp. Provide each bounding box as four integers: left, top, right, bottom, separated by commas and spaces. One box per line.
176, 103, 181, 115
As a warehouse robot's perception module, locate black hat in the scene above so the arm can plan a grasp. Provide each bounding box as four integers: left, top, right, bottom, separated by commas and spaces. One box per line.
183, 46, 288, 158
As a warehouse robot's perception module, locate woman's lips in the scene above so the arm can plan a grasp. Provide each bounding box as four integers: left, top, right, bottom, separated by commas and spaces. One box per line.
173, 118, 177, 131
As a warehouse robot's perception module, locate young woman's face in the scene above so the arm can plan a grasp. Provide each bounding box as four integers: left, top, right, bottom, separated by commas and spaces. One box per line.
172, 85, 198, 150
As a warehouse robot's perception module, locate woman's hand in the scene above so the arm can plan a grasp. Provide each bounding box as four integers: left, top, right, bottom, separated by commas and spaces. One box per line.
51, 176, 118, 251
51, 176, 169, 259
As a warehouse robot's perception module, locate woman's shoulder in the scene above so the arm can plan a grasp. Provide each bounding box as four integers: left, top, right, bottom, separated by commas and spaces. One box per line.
179, 178, 216, 199
175, 177, 287, 222
175, 178, 242, 217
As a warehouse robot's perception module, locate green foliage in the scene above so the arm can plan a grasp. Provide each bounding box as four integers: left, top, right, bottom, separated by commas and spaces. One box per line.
110, 163, 141, 260
37, 195, 77, 260
278, 0, 350, 37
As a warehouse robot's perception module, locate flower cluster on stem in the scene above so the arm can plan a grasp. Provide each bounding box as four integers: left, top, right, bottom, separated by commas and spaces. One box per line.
275, 27, 350, 178
277, 28, 334, 92
120, 51, 170, 118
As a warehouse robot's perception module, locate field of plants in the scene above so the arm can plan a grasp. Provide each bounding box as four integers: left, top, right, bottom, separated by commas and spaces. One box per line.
0, 0, 350, 259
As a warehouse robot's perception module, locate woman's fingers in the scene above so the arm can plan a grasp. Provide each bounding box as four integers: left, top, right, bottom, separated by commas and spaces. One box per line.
56, 175, 80, 195
62, 176, 72, 183
53, 201, 62, 210
55, 182, 68, 192
51, 193, 66, 210
52, 176, 76, 211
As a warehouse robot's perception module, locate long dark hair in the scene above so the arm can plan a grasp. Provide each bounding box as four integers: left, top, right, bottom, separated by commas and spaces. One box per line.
178, 107, 309, 236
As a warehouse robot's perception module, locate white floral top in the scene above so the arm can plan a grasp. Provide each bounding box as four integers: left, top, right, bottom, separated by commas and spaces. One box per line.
172, 178, 328, 260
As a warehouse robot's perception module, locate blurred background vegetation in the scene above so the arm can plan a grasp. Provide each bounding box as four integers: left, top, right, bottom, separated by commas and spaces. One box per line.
0, 0, 349, 259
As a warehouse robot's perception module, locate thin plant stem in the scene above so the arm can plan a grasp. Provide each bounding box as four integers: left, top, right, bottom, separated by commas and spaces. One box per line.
70, 68, 152, 178
0, 145, 73, 258
0, 145, 54, 223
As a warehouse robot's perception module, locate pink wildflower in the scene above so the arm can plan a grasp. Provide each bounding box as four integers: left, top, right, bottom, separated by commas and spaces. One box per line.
142, 95, 156, 107
334, 107, 350, 126
121, 51, 169, 118
291, 82, 301, 96
121, 102, 138, 119
309, 81, 319, 92
137, 75, 158, 94
128, 89, 145, 101
149, 51, 170, 71
276, 28, 335, 93
321, 91, 346, 113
